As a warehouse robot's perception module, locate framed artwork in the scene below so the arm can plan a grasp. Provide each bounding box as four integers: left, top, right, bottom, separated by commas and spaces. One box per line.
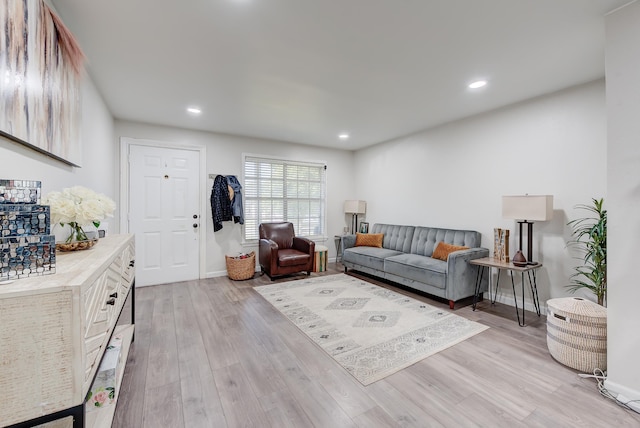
359, 222, 369, 233
0, 0, 83, 167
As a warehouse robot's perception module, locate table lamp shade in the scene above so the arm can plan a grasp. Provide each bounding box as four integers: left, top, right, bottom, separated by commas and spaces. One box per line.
502, 195, 553, 221
344, 200, 366, 214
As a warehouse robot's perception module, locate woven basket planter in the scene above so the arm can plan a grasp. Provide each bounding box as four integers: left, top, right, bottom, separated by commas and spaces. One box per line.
546, 297, 607, 373
225, 251, 255, 280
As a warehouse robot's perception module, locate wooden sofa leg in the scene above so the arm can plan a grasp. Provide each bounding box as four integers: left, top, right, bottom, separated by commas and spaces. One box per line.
449, 300, 455, 310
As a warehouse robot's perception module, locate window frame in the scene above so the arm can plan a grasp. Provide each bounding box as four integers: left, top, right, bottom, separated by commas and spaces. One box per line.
242, 153, 327, 243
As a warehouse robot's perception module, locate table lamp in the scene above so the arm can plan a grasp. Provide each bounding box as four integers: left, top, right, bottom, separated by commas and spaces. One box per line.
502, 195, 553, 266
344, 200, 366, 234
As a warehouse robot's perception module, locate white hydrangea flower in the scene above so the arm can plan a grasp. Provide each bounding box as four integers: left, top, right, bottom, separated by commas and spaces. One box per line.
43, 185, 116, 228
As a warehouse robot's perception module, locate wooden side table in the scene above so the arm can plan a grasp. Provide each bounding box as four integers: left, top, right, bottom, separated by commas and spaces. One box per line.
470, 257, 542, 326
314, 245, 328, 272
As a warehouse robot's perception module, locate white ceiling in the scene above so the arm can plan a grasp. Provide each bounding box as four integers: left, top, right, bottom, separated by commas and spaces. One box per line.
51, 0, 631, 150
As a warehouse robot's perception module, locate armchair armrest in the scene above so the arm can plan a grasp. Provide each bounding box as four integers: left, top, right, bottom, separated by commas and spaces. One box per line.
293, 236, 315, 255
446, 247, 490, 302
259, 238, 279, 271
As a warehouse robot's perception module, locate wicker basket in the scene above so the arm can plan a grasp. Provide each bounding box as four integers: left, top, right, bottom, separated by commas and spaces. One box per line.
546, 297, 607, 373
225, 251, 255, 280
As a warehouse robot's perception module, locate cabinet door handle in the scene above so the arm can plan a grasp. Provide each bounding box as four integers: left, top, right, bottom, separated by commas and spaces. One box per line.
109, 292, 118, 299
106, 298, 116, 305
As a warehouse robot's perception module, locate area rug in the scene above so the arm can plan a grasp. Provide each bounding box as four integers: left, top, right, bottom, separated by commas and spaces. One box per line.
256, 274, 488, 385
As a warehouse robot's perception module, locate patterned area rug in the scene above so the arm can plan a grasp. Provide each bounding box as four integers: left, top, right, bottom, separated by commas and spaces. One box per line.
256, 273, 488, 385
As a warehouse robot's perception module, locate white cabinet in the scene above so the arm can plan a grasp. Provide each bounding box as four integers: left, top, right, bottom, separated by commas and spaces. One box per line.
0, 234, 135, 428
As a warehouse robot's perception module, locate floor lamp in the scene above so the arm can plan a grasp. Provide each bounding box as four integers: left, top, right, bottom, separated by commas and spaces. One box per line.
344, 200, 366, 234
502, 195, 553, 266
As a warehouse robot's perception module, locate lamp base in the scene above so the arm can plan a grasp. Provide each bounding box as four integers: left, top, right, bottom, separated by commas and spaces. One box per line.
512, 250, 527, 267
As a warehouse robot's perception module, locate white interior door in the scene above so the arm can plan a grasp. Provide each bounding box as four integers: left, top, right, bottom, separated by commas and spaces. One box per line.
128, 144, 201, 286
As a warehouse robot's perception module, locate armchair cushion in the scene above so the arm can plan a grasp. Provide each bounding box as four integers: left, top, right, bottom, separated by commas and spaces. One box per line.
260, 222, 294, 249
278, 249, 311, 267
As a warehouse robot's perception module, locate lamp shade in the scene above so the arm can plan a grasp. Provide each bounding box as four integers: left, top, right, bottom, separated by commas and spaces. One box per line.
344, 200, 366, 214
502, 195, 553, 221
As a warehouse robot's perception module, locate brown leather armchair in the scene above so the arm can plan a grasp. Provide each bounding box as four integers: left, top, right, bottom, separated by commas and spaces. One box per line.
259, 222, 315, 280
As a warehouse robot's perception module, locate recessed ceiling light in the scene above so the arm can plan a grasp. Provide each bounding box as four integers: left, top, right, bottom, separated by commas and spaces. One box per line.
187, 107, 202, 114
338, 133, 350, 140
468, 80, 487, 89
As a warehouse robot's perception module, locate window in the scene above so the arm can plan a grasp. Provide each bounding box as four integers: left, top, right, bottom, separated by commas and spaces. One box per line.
243, 155, 326, 241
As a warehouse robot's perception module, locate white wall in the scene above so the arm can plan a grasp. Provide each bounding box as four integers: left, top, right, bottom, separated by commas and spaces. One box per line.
354, 80, 607, 309
604, 1, 640, 401
114, 120, 355, 276
0, 76, 117, 229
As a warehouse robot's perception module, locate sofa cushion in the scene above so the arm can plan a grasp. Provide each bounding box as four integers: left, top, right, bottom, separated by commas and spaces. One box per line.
355, 233, 384, 247
384, 253, 447, 289
370, 224, 415, 252
343, 246, 403, 271
410, 227, 481, 257
431, 242, 469, 261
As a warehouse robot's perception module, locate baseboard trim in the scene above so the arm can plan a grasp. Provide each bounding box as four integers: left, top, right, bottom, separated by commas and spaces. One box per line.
487, 291, 548, 316
604, 379, 640, 402
206, 267, 260, 279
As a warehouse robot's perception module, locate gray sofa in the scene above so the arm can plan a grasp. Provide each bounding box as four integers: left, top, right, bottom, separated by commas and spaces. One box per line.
342, 223, 489, 309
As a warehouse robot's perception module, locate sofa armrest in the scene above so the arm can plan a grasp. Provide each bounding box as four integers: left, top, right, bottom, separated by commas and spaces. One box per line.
446, 247, 490, 302
341, 234, 356, 251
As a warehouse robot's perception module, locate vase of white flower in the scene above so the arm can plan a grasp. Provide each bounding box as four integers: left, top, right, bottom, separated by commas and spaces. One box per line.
43, 186, 116, 251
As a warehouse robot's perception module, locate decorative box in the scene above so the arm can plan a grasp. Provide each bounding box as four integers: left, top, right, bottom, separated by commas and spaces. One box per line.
0, 180, 41, 204
0, 235, 56, 280
0, 204, 50, 237
86, 334, 123, 411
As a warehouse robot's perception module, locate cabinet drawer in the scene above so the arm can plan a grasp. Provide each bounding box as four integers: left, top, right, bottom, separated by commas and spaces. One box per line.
121, 241, 135, 286
83, 263, 124, 388
110, 240, 134, 289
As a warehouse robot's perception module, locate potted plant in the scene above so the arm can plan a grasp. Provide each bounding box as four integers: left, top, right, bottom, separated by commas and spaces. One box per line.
566, 198, 607, 306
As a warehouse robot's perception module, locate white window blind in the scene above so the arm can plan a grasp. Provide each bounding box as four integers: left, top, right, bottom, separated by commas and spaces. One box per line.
243, 155, 326, 241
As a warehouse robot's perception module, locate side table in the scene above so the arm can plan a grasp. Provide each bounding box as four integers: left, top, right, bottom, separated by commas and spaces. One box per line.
334, 235, 345, 263
469, 257, 542, 326
314, 245, 329, 272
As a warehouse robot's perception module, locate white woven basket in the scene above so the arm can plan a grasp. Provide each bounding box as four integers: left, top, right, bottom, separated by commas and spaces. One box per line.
546, 297, 607, 373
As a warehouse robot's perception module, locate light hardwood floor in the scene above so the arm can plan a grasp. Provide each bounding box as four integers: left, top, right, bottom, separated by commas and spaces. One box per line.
113, 263, 640, 427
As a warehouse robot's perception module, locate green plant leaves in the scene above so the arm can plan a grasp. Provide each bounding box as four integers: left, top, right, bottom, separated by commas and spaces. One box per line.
566, 198, 606, 306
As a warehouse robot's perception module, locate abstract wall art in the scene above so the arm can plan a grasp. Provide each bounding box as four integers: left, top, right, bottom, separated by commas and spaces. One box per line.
0, 0, 84, 166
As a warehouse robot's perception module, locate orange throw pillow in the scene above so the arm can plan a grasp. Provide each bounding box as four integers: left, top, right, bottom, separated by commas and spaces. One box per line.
432, 241, 469, 261
355, 233, 384, 248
